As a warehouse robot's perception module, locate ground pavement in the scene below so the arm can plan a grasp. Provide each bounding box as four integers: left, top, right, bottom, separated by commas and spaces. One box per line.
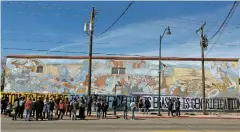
1, 117, 240, 132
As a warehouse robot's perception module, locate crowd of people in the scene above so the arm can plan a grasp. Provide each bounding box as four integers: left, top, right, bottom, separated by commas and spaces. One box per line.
1, 95, 181, 121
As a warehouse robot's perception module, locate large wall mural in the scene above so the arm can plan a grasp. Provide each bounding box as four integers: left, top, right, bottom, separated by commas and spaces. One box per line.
4, 58, 239, 98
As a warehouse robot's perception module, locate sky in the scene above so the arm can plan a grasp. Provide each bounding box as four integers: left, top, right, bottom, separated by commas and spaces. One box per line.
1, 1, 240, 75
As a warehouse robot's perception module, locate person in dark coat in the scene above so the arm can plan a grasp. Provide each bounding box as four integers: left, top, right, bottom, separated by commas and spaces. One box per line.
86, 96, 93, 116
168, 99, 174, 117
138, 97, 143, 112
112, 97, 117, 116
175, 98, 181, 117
144, 98, 151, 115
31, 98, 36, 118
122, 98, 128, 120
49, 98, 55, 120
1, 97, 7, 115
101, 100, 108, 119
96, 98, 102, 120
35, 97, 44, 121
79, 97, 85, 120
18, 97, 26, 119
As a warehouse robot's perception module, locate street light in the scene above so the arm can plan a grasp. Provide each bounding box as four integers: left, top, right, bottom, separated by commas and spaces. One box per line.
158, 26, 171, 116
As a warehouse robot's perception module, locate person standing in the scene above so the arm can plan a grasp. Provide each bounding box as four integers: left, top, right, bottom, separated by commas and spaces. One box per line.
138, 97, 143, 113
31, 98, 36, 118
64, 98, 70, 116
175, 98, 181, 117
25, 98, 33, 121
79, 97, 86, 120
49, 98, 55, 120
122, 98, 128, 120
35, 97, 44, 121
57, 100, 65, 120
112, 97, 117, 116
19, 97, 26, 119
43, 98, 50, 119
130, 100, 136, 120
168, 99, 174, 117
86, 96, 93, 116
144, 98, 151, 115
68, 99, 73, 117
101, 99, 108, 119
96, 98, 102, 120
1, 97, 7, 115
70, 98, 78, 120
12, 98, 20, 120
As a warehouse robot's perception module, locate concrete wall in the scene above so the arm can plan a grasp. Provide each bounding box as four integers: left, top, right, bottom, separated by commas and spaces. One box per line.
4, 57, 239, 98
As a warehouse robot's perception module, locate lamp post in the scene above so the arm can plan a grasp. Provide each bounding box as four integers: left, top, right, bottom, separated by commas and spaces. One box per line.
158, 26, 171, 116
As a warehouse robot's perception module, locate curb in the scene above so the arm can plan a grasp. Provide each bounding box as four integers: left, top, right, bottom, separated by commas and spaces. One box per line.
87, 115, 240, 120
2, 115, 240, 120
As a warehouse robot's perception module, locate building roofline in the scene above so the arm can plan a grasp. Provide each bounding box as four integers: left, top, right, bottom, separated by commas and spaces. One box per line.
6, 55, 239, 62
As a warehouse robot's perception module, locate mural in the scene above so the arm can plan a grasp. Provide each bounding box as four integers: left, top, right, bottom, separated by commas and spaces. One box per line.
4, 58, 240, 98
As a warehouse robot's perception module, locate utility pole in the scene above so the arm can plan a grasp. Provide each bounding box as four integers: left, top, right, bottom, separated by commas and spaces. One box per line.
84, 7, 96, 97
196, 22, 208, 115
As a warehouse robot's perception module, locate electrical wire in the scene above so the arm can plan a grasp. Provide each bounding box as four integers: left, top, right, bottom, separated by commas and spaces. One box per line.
2, 25, 240, 37
95, 1, 134, 36
208, 1, 239, 40
3, 1, 240, 27
2, 45, 240, 57
1, 47, 144, 57
2, 38, 240, 47
205, 1, 239, 56
1, 38, 109, 45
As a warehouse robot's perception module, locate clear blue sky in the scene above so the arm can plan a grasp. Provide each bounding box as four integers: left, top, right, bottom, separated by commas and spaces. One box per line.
1, 1, 239, 58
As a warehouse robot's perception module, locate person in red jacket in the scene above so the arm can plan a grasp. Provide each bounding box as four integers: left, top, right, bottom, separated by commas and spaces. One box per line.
25, 98, 33, 121
58, 100, 65, 120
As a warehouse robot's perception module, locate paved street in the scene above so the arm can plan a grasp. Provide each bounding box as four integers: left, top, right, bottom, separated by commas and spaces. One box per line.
1, 117, 240, 132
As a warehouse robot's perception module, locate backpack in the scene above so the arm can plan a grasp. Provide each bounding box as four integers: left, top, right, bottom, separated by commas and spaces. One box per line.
96, 102, 101, 110
13, 101, 19, 109
19, 100, 24, 107
175, 101, 180, 108
73, 101, 79, 109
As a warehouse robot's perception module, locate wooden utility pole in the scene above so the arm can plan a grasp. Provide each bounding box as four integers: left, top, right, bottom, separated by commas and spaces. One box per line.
87, 7, 95, 96
196, 22, 207, 115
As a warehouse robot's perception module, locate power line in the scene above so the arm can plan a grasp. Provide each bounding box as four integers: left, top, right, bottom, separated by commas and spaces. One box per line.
4, 1, 240, 27
2, 25, 240, 37
2, 47, 144, 57
209, 1, 239, 40
1, 38, 109, 45
2, 38, 240, 47
2, 45, 240, 57
205, 1, 239, 56
95, 1, 134, 36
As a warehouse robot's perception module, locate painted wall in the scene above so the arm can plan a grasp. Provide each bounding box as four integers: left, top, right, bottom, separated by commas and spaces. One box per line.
4, 58, 239, 98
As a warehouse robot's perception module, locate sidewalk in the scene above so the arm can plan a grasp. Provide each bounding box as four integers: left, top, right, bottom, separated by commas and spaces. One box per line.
1, 111, 240, 120
93, 112, 240, 120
